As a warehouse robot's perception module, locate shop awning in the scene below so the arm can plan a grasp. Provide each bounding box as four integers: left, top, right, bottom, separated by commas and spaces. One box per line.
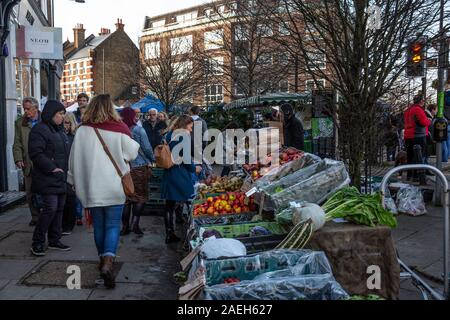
224, 92, 312, 111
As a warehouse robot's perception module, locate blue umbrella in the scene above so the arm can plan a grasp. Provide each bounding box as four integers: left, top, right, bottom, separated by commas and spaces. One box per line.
131, 95, 164, 113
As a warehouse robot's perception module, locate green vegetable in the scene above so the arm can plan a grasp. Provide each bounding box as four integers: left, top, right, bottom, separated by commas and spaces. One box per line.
173, 272, 188, 283
322, 187, 397, 228
275, 186, 284, 193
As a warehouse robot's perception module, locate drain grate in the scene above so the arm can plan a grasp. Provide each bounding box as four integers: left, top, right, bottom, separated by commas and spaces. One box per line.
19, 260, 123, 289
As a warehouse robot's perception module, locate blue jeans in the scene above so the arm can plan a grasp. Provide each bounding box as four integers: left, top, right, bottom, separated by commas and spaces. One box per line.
90, 205, 123, 257
75, 198, 83, 219
442, 130, 450, 162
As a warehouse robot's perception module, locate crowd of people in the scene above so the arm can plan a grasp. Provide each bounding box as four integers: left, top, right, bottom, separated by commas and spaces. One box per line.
385, 94, 450, 180
12, 93, 209, 289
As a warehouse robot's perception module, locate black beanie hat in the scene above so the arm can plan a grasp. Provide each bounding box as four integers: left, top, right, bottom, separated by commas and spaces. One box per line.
281, 103, 294, 115
41, 100, 65, 123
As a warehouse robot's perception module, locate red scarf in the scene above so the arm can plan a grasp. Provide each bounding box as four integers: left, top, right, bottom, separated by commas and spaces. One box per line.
82, 120, 131, 137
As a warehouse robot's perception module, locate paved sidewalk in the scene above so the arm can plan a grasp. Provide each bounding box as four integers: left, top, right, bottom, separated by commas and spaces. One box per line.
0, 199, 448, 300
393, 205, 448, 300
0, 206, 182, 300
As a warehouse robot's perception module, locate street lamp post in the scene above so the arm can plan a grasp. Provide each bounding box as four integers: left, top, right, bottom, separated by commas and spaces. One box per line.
435, 0, 447, 205
0, 0, 21, 192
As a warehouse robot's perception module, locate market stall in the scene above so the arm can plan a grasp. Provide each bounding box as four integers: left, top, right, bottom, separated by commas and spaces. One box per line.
177, 143, 400, 300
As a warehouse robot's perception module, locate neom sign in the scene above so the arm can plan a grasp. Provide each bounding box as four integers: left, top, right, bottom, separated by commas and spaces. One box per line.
15, 26, 63, 60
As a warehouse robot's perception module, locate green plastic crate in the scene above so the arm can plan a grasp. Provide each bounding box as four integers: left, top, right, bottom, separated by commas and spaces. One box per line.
201, 221, 286, 239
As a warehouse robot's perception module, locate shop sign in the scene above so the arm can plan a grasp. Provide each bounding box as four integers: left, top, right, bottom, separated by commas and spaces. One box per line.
15, 26, 63, 60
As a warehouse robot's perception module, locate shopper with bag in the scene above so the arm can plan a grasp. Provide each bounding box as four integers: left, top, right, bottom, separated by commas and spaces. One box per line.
68, 94, 139, 289
120, 107, 155, 235
159, 115, 202, 244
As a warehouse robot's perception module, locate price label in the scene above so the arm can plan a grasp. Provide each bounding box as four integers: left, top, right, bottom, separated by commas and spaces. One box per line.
246, 187, 258, 197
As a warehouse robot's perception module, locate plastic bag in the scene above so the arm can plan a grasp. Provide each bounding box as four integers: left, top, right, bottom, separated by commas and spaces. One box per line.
201, 238, 247, 259
203, 249, 348, 300
384, 188, 398, 215
257, 159, 350, 212
396, 185, 426, 216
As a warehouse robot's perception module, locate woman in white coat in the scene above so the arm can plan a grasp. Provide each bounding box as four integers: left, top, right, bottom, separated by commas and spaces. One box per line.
68, 94, 139, 289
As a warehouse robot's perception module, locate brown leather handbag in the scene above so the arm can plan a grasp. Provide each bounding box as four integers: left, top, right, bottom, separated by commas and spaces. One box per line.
154, 139, 174, 169
94, 128, 135, 197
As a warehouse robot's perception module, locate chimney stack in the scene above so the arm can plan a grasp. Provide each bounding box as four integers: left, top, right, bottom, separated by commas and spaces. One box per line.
99, 28, 111, 36
73, 23, 85, 49
115, 18, 124, 31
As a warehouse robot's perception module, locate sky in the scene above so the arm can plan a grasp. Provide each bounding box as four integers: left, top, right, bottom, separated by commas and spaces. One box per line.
54, 0, 210, 46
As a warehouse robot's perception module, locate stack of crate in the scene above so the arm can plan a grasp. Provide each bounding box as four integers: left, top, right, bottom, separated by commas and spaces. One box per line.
145, 168, 166, 216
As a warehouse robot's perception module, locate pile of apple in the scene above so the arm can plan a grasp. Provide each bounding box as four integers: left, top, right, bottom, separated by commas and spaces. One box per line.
193, 192, 257, 217
242, 148, 303, 180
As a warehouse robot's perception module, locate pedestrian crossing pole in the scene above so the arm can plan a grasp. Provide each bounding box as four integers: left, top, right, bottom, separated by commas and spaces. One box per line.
435, 0, 447, 206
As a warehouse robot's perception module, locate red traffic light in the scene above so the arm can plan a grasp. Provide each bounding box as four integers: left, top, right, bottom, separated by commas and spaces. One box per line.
411, 43, 423, 53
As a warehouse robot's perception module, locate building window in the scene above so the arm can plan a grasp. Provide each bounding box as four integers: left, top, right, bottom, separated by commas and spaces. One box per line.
307, 52, 326, 69
206, 57, 224, 75
279, 23, 290, 36
171, 35, 193, 55
258, 53, 273, 65
235, 25, 248, 41
235, 56, 246, 68
234, 85, 246, 97
279, 80, 289, 93
204, 29, 224, 50
279, 52, 290, 65
177, 11, 197, 23
257, 23, 273, 37
145, 41, 160, 59
306, 79, 326, 92
152, 19, 166, 28
205, 84, 224, 104
173, 61, 193, 79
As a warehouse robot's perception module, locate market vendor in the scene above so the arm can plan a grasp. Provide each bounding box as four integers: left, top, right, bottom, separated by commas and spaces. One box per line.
281, 103, 304, 151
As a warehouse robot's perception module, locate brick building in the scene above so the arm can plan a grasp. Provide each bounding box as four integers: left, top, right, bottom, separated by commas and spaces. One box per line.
140, 1, 331, 107
61, 19, 140, 103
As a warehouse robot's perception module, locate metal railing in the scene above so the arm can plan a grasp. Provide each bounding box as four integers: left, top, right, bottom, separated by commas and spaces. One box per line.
380, 164, 449, 300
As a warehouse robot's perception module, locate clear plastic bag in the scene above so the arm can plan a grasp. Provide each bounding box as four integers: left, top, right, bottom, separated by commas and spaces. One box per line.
396, 185, 426, 216
257, 159, 350, 212
255, 152, 321, 188
384, 188, 398, 215
202, 249, 348, 300
200, 238, 247, 259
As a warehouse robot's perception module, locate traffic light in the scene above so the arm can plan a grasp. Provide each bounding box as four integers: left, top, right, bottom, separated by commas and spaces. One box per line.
406, 38, 427, 77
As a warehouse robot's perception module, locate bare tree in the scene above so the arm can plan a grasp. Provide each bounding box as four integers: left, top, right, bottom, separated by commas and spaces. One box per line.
139, 32, 204, 111
197, 0, 290, 101
258, 0, 447, 189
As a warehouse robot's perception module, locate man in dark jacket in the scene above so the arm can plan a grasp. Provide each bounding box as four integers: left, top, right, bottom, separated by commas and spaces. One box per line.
28, 100, 71, 256
143, 108, 167, 149
13, 97, 41, 226
281, 103, 304, 151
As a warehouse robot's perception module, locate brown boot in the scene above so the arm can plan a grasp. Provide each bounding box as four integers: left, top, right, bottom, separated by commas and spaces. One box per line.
100, 256, 116, 289
98, 256, 105, 271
